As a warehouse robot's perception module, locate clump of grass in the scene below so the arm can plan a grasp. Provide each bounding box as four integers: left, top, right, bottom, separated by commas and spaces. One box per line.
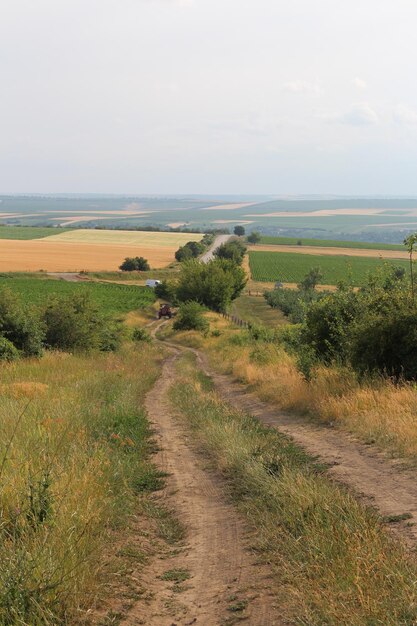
159, 568, 191, 582
0, 343, 163, 624
170, 353, 417, 626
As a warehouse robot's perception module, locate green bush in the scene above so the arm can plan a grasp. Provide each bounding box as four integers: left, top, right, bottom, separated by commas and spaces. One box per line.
154, 280, 179, 304
132, 327, 152, 342
349, 292, 417, 379
0, 287, 44, 357
44, 293, 121, 353
175, 240, 205, 262
173, 302, 209, 332
214, 239, 246, 265
301, 289, 360, 365
0, 337, 20, 361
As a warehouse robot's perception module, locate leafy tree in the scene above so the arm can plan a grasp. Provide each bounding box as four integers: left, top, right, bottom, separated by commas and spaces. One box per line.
119, 256, 150, 271
135, 256, 150, 271
119, 257, 137, 271
175, 240, 205, 262
0, 287, 44, 357
214, 239, 246, 265
176, 259, 246, 311
349, 292, 417, 379
154, 280, 179, 304
301, 289, 360, 365
173, 301, 209, 332
234, 225, 245, 237
298, 267, 323, 292
247, 231, 261, 244
404, 232, 417, 299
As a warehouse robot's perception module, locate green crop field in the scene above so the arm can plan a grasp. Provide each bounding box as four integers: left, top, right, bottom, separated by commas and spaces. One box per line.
0, 277, 155, 315
258, 236, 405, 251
249, 251, 410, 286
0, 226, 73, 239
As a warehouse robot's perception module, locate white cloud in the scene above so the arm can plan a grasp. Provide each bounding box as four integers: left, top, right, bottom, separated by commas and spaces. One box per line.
353, 77, 367, 89
329, 103, 379, 126
393, 104, 417, 126
283, 80, 321, 95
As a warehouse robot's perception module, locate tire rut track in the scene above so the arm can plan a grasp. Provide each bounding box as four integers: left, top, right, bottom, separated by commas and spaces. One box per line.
125, 345, 281, 625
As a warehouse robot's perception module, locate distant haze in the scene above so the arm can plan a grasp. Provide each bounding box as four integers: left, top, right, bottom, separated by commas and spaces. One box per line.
2, 1, 417, 194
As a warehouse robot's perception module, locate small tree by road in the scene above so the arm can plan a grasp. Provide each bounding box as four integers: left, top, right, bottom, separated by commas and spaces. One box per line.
234, 225, 245, 237
247, 231, 261, 244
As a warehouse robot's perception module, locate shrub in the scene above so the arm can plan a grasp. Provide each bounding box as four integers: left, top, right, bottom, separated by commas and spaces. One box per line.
0, 337, 19, 361
155, 280, 179, 304
44, 293, 121, 353
132, 327, 152, 342
214, 239, 246, 265
301, 289, 360, 365
247, 231, 261, 244
349, 291, 417, 379
173, 302, 209, 332
0, 287, 44, 357
175, 240, 205, 262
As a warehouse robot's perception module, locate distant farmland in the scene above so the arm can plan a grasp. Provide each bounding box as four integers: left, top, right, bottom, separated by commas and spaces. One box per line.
249, 250, 410, 286
259, 235, 405, 251
0, 226, 73, 239
0, 230, 203, 272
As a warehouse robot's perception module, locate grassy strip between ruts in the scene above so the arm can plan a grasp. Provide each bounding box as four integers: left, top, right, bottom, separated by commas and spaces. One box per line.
0, 343, 168, 625
170, 352, 417, 626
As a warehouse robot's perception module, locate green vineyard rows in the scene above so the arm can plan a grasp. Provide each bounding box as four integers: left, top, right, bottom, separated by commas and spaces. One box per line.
0, 277, 155, 315
259, 236, 404, 251
249, 251, 410, 286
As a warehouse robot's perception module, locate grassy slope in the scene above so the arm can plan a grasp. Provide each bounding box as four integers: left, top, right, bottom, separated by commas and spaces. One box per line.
259, 235, 405, 250
0, 277, 156, 315
0, 344, 166, 624
249, 250, 410, 285
171, 353, 417, 625
230, 294, 287, 327
0, 226, 73, 239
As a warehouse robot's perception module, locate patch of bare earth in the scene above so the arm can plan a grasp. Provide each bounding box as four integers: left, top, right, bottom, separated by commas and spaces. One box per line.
121, 351, 281, 626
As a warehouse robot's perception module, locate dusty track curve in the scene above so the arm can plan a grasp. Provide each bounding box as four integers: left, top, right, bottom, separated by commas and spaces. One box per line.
127, 341, 281, 625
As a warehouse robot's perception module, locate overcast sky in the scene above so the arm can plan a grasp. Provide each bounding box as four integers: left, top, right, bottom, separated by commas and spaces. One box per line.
1, 0, 417, 194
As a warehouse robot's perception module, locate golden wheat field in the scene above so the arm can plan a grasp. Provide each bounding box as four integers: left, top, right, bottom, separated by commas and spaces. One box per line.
0, 230, 202, 271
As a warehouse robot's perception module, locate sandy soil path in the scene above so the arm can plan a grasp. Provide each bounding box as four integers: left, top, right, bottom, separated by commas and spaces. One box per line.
126, 347, 281, 626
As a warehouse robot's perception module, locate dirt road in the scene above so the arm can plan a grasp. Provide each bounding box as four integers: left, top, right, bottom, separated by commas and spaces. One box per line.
126, 347, 280, 625
200, 235, 234, 263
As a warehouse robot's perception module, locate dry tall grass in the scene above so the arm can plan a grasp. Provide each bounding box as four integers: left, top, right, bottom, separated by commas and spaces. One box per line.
171, 353, 417, 625
166, 313, 417, 461
0, 344, 162, 624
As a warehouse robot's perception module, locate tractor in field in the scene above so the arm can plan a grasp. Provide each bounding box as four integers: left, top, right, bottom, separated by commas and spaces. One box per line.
158, 304, 174, 319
